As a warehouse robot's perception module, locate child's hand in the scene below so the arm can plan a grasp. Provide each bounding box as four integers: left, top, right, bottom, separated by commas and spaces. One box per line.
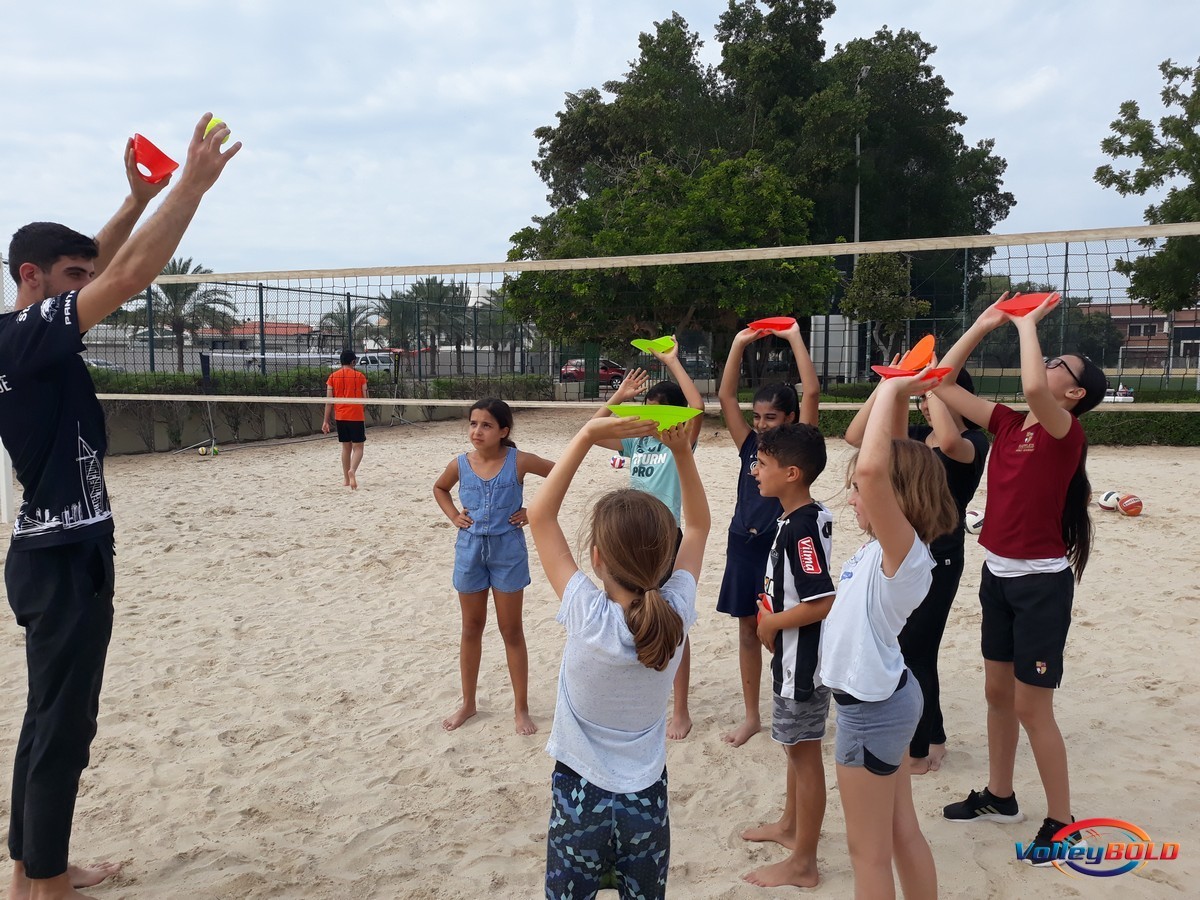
650, 336, 680, 363
780, 319, 802, 343
1016, 291, 1061, 325
658, 422, 693, 453
977, 292, 1017, 331
611, 367, 649, 403
508, 507, 529, 527
755, 599, 778, 651
893, 357, 946, 396
583, 415, 657, 444
733, 326, 770, 346
452, 509, 474, 529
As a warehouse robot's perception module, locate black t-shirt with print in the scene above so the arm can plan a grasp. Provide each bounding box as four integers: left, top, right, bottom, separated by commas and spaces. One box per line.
0, 291, 113, 549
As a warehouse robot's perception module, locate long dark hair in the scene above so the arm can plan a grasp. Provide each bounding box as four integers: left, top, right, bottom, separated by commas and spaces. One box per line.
1063, 443, 1093, 582
751, 382, 799, 420
469, 398, 516, 448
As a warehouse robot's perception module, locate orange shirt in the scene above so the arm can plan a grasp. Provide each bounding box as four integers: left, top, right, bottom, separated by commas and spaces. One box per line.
327, 367, 368, 421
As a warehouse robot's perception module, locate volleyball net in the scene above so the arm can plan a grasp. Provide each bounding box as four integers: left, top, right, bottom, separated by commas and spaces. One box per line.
3, 221, 1200, 456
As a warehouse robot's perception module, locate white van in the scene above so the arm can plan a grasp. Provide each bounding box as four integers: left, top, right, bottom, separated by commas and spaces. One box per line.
332, 352, 393, 373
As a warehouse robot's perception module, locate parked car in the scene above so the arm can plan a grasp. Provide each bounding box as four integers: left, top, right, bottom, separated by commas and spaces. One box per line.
82, 357, 126, 373
1102, 385, 1134, 403
330, 352, 393, 373
560, 358, 626, 388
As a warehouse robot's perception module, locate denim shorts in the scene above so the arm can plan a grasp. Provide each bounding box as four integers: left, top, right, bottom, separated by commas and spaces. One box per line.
772, 686, 831, 745
453, 528, 530, 593
833, 672, 923, 776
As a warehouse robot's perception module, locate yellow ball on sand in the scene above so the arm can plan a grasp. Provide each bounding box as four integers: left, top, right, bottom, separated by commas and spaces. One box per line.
204, 117, 231, 144
198, 446, 208, 456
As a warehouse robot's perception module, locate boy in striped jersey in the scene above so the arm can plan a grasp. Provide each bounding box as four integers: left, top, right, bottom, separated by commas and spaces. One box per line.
741, 423, 834, 889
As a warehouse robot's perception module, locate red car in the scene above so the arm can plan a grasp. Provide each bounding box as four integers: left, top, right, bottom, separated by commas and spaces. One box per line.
559, 358, 626, 388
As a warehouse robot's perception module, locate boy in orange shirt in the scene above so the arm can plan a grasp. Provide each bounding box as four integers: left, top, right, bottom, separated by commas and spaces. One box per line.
322, 349, 369, 488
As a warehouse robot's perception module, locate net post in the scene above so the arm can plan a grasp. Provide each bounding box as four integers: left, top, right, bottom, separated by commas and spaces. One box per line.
258, 283, 267, 376
146, 286, 156, 372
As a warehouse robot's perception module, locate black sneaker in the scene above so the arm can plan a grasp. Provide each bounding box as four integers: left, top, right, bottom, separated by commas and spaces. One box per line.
1021, 817, 1086, 867
943, 787, 1024, 824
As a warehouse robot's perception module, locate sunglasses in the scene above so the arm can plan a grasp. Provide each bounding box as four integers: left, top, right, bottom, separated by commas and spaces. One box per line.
1044, 356, 1082, 387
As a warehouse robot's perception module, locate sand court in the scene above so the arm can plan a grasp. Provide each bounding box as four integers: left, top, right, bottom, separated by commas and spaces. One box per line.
2, 409, 1197, 898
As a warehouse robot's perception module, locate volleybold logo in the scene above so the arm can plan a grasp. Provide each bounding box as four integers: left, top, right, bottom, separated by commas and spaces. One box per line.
797, 537, 822, 575
1014, 818, 1180, 877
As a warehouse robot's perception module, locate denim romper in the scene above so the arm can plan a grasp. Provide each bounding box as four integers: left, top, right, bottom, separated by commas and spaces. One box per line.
452, 446, 530, 593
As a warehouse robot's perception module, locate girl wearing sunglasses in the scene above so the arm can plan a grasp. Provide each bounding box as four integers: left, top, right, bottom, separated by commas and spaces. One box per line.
932, 292, 1109, 862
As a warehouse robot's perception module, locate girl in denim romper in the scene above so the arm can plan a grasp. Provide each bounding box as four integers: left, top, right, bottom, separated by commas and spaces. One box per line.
433, 399, 555, 736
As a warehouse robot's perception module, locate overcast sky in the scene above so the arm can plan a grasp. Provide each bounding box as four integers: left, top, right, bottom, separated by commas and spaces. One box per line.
2, 1, 1196, 277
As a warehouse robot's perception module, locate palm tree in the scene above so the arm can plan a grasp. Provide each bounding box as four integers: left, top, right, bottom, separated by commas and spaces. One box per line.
402, 277, 471, 376
131, 258, 237, 372
318, 302, 373, 351
476, 288, 538, 373
371, 290, 420, 351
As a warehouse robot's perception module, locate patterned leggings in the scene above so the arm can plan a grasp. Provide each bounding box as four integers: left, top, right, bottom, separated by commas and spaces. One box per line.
545, 763, 670, 900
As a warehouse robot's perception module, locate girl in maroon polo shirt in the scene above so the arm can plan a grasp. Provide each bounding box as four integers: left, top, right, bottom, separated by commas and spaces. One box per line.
930, 293, 1109, 862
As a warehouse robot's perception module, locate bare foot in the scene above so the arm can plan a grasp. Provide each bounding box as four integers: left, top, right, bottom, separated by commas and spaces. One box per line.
743, 856, 819, 889
11, 871, 99, 900
928, 743, 947, 771
909, 755, 933, 775
442, 703, 477, 731
667, 711, 692, 741
348, 473, 358, 490
68, 863, 121, 889
515, 710, 538, 736
740, 818, 796, 850
722, 717, 761, 747
343, 473, 350, 487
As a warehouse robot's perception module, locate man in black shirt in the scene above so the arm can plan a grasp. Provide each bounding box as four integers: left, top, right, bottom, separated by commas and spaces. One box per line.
1, 114, 240, 900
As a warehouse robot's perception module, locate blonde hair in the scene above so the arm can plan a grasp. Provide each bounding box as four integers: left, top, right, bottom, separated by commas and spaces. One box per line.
847, 439, 959, 544
588, 489, 685, 672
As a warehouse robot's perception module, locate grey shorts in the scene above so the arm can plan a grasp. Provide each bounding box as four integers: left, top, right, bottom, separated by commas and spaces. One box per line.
771, 686, 831, 745
833, 672, 923, 776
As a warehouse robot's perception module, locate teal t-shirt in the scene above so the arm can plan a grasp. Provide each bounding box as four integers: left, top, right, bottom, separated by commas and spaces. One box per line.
620, 435, 683, 523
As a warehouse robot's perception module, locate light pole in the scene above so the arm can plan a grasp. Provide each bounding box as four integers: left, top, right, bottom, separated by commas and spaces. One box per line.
853, 65, 871, 251
854, 65, 871, 377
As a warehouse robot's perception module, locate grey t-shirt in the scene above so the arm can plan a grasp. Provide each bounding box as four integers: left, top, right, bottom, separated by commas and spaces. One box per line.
545, 568, 698, 793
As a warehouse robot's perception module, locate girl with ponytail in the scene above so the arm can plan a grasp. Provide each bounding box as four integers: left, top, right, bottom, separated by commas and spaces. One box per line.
528, 415, 710, 899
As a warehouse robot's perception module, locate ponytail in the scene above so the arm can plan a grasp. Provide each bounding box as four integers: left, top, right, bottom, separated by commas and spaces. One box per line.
624, 587, 685, 672
1063, 443, 1094, 582
588, 489, 686, 671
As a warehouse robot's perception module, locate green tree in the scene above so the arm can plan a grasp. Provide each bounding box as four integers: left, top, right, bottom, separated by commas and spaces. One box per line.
517, 3, 1014, 340
132, 258, 236, 372
508, 151, 840, 345
839, 253, 930, 362
1095, 58, 1200, 312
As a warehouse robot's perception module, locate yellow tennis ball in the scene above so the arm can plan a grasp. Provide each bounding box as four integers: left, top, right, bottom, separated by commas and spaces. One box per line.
204, 117, 231, 144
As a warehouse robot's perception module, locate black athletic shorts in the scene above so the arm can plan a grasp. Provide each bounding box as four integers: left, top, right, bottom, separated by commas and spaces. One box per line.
979, 565, 1073, 688
335, 420, 366, 443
